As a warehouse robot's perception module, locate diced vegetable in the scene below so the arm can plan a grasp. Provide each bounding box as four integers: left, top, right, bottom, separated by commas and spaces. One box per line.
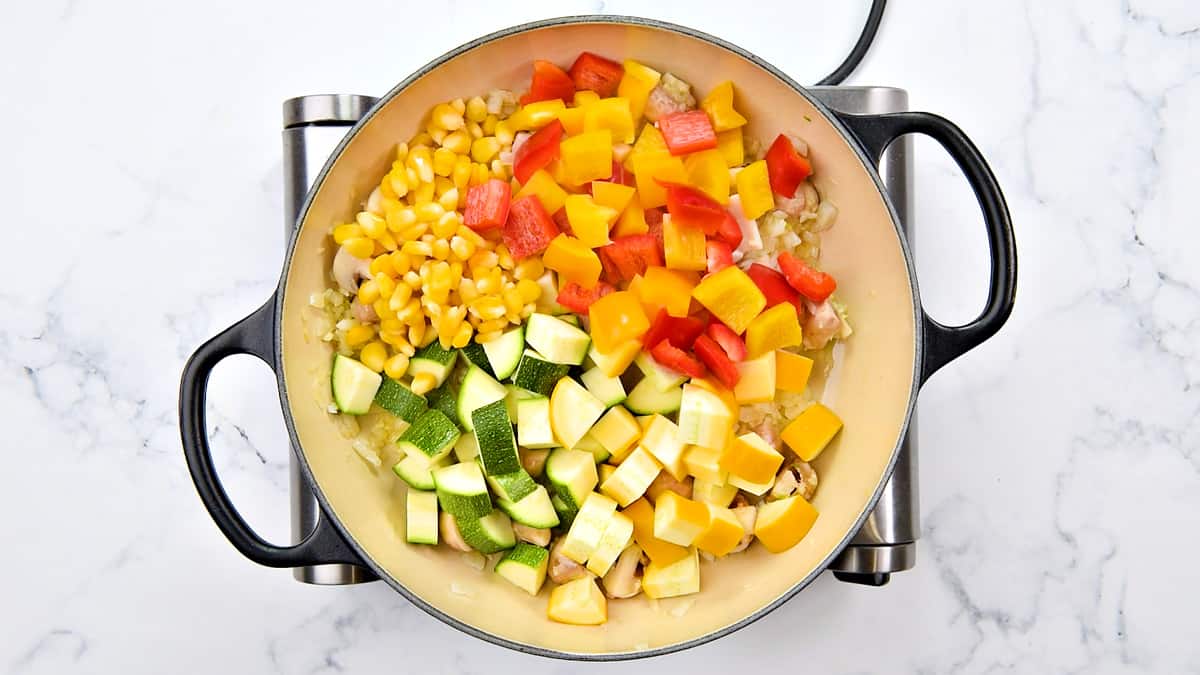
503, 195, 561, 260
545, 447, 599, 511
715, 128, 744, 167
556, 280, 615, 313
692, 477, 738, 507
691, 265, 767, 335
764, 133, 813, 197
781, 403, 843, 461
744, 302, 804, 359
547, 575, 607, 625
590, 181, 636, 214
520, 60, 576, 105
734, 159, 774, 221
564, 194, 618, 248
746, 263, 804, 314
719, 432, 784, 485
693, 334, 740, 389
405, 490, 440, 545
543, 234, 602, 289
598, 234, 663, 283
649, 340, 706, 379
699, 81, 747, 132
550, 377, 608, 449
639, 414, 688, 480
642, 309, 706, 350
481, 326, 525, 380
587, 291, 650, 354
508, 99, 567, 131
634, 350, 688, 391
624, 378, 683, 415
432, 461, 492, 518
600, 446, 663, 507
583, 97, 636, 144
778, 251, 837, 303
658, 110, 718, 155
677, 383, 734, 449
513, 120, 563, 184
625, 123, 670, 172
453, 432, 480, 463
397, 409, 461, 466
682, 444, 728, 484
653, 491, 710, 546
683, 149, 730, 205
511, 351, 571, 395
726, 469, 774, 496
486, 470, 538, 503
460, 342, 495, 377
623, 498, 690, 566
463, 178, 511, 231
694, 504, 744, 557
457, 365, 508, 431
617, 59, 662, 121
775, 350, 815, 393
458, 509, 518, 554
574, 432, 610, 463
559, 130, 614, 185
331, 354, 382, 415
472, 399, 521, 476
642, 546, 700, 599
634, 266, 697, 318
560, 492, 619, 563
495, 542, 550, 595
632, 154, 687, 208
587, 340, 641, 378
497, 484, 560, 529
524, 313, 591, 365
580, 367, 626, 407
588, 405, 641, 463
714, 209, 743, 248
705, 240, 734, 274
662, 182, 726, 235
733, 351, 776, 404
586, 511, 635, 576
706, 321, 746, 361
392, 453, 449, 491
569, 52, 624, 97
662, 214, 707, 272
373, 377, 427, 422
515, 168, 568, 215
516, 396, 558, 449
754, 495, 819, 553
409, 341, 458, 387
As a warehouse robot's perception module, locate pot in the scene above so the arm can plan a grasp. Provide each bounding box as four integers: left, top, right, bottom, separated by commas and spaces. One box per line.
179, 16, 1016, 659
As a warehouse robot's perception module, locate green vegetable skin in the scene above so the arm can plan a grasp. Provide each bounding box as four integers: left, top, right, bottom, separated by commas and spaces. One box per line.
471, 399, 522, 476
396, 409, 461, 464
495, 543, 549, 595
374, 377, 427, 422
511, 352, 571, 396
459, 342, 495, 377
330, 354, 382, 415
409, 341, 458, 386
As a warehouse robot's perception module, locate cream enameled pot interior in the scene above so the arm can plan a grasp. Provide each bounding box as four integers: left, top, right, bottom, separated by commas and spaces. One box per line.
280, 20, 916, 656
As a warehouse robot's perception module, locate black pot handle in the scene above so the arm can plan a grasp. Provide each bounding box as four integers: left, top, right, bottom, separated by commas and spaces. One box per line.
178, 298, 363, 567
835, 111, 1017, 383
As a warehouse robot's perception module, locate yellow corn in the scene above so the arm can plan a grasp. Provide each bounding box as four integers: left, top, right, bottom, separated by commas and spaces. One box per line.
333, 223, 363, 244
386, 204, 416, 232
452, 155, 473, 192
449, 235, 474, 261
503, 287, 525, 315
377, 274, 398, 299
436, 187, 458, 212
376, 231, 398, 251
388, 283, 413, 312
512, 257, 544, 281
410, 371, 438, 395
476, 329, 503, 344
496, 245, 515, 270
516, 278, 542, 303
410, 132, 434, 148
456, 225, 490, 249
344, 323, 375, 347
373, 298, 393, 321
389, 251, 412, 275
398, 222, 429, 242
342, 237, 374, 259
466, 122, 483, 139
490, 159, 507, 179
431, 239, 450, 260
383, 353, 410, 379
432, 147, 457, 177
442, 130, 471, 155
471, 136, 502, 164
433, 212, 459, 239
482, 114, 499, 136
426, 125, 447, 145
369, 255, 395, 278
466, 96, 488, 122
401, 240, 433, 257
378, 328, 405, 347
458, 278, 480, 303
359, 341, 388, 372
356, 279, 380, 305
468, 162, 490, 186
355, 211, 385, 237
414, 202, 445, 223
431, 103, 464, 131
472, 295, 507, 321
451, 322, 473, 348
476, 317, 510, 334
402, 271, 423, 291
450, 98, 466, 114
469, 249, 499, 271
412, 179, 435, 206
407, 146, 435, 184
397, 296, 422, 322
494, 120, 514, 146
394, 142, 409, 163
408, 320, 427, 347
388, 170, 409, 199
371, 240, 388, 257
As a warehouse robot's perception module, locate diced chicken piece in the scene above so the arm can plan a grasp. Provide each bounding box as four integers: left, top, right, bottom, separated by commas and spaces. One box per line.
754, 417, 781, 451
350, 300, 378, 324
602, 544, 643, 599
485, 89, 518, 117
726, 195, 763, 256
730, 506, 758, 553
439, 512, 472, 552
646, 471, 693, 502
549, 537, 589, 584
643, 73, 696, 122
802, 299, 842, 350
513, 523, 551, 547
770, 460, 819, 501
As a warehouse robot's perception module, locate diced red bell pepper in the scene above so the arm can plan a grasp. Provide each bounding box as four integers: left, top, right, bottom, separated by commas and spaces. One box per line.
598, 234, 664, 283
551, 207, 572, 235
777, 251, 837, 303
609, 160, 634, 187
513, 119, 563, 184
503, 195, 561, 260
567, 52, 624, 98
657, 110, 718, 155
462, 178, 511, 231
693, 334, 741, 389
746, 263, 804, 314
714, 212, 743, 248
660, 181, 726, 235
764, 134, 813, 198
705, 240, 734, 274
519, 60, 576, 105
650, 339, 707, 379
557, 280, 615, 313
644, 206, 665, 226
705, 321, 747, 361
642, 309, 707, 350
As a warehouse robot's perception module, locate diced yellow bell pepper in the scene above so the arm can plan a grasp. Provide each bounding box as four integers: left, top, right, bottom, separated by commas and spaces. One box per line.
781, 403, 843, 461
683, 443, 728, 483
653, 491, 710, 546
716, 128, 744, 168
583, 97, 636, 144
557, 106, 586, 136
700, 81, 748, 132
637, 266, 698, 317
663, 216, 708, 272
624, 124, 670, 172
560, 130, 614, 186
617, 59, 662, 122
694, 504, 745, 557
564, 194, 618, 248
591, 181, 636, 215
588, 290, 650, 353
509, 99, 566, 131
573, 89, 601, 107
719, 432, 784, 485
775, 350, 814, 393
744, 302, 803, 358
754, 495, 819, 553
642, 546, 700, 599
515, 168, 568, 215
624, 497, 692, 567
612, 198, 649, 236
633, 154, 687, 208
588, 340, 641, 378
589, 405, 642, 463
691, 265, 767, 334
735, 159, 774, 220
684, 149, 731, 204
547, 575, 608, 625
733, 352, 776, 404
543, 234, 602, 289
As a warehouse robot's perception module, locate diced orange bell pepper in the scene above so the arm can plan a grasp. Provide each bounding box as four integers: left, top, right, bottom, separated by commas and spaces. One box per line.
734, 159, 774, 221
744, 302, 803, 358
637, 266, 698, 317
781, 403, 843, 462
663, 216, 707, 272
508, 99, 567, 132
716, 129, 744, 168
684, 149, 731, 205
515, 168, 569, 215
564, 194, 618, 248
559, 129, 614, 186
699, 81, 748, 132
588, 290, 650, 353
583, 97, 636, 144
775, 350, 815, 393
543, 234, 602, 289
691, 266, 767, 334
591, 181, 636, 215
617, 60, 662, 122
557, 106, 586, 136
613, 197, 649, 237
633, 154, 687, 208
624, 122, 670, 171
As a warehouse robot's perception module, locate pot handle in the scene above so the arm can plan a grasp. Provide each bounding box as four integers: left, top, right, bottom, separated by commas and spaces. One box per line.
178, 298, 364, 567
835, 111, 1017, 383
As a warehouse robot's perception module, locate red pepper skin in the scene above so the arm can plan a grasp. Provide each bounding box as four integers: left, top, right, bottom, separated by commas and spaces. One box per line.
520, 60, 576, 105
746, 263, 804, 315
644, 206, 665, 226
764, 134, 813, 198
567, 52, 624, 97
714, 212, 743, 248
693, 334, 741, 388
660, 181, 726, 235
463, 178, 511, 231
642, 309, 707, 350
705, 240, 734, 274
503, 196, 561, 260
557, 281, 615, 313
650, 339, 708, 379
657, 109, 718, 155
513, 119, 563, 184
599, 234, 664, 283
777, 251, 837, 303
705, 321, 747, 362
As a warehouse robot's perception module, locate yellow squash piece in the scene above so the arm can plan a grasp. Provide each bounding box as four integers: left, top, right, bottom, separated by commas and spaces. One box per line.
642, 546, 700, 599
583, 97, 636, 144
663, 216, 708, 272
633, 154, 687, 208
613, 198, 649, 236
653, 491, 711, 547
617, 59, 662, 122
599, 463, 617, 484
694, 504, 745, 557
719, 432, 784, 485
587, 340, 641, 378
585, 511, 635, 577
543, 234, 602, 289
692, 266, 767, 334
509, 99, 567, 131
515, 168, 568, 215
547, 576, 608, 625
715, 128, 744, 168
591, 181, 636, 215
560, 491, 619, 563
623, 497, 691, 567
564, 194, 618, 248
624, 124, 670, 171
559, 130, 614, 186
775, 350, 815, 394
735, 159, 774, 221
754, 495, 819, 553
744, 302, 803, 358
728, 471, 774, 496
588, 405, 642, 463
689, 376, 738, 418
600, 446, 662, 506
588, 291, 650, 354
781, 403, 843, 461
683, 443, 728, 484
677, 383, 734, 449
733, 351, 777, 404
639, 414, 688, 480
699, 81, 748, 132
684, 149, 731, 204
692, 477, 738, 507
635, 266, 697, 317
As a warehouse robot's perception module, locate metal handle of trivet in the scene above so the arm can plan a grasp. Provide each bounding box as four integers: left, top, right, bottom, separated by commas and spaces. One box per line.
282, 94, 379, 585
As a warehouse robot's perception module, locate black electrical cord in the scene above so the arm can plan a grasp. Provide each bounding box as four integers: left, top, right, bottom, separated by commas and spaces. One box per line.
815, 0, 887, 85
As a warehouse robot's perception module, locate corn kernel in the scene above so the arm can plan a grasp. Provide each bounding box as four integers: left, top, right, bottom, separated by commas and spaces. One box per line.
389, 251, 412, 275
432, 103, 464, 131
472, 295, 507, 321
408, 321, 427, 347
373, 298, 393, 320
376, 231, 398, 251
490, 158, 507, 179
512, 257, 544, 281
402, 272, 422, 291
434, 176, 454, 197
372, 240, 387, 257
477, 317, 510, 334
452, 155, 473, 191
410, 132, 434, 147
476, 329, 502, 344
375, 274, 397, 300
413, 201, 443, 223
401, 240, 433, 257
359, 341, 388, 372
456, 225, 489, 248
496, 245, 515, 270
432, 213, 458, 240
407, 146, 435, 184
503, 287, 524, 314
356, 279, 380, 305
344, 323, 375, 347
410, 372, 438, 396
438, 188, 459, 213
466, 121, 483, 139
448, 235, 473, 261
469, 249, 499, 271
399, 223, 429, 242
466, 96, 487, 122
355, 211, 385, 238
383, 352, 410, 379
427, 125, 447, 145
431, 239, 450, 260
442, 130, 471, 155
368, 255, 394, 278
342, 237, 374, 259
386, 204, 416, 232
388, 170, 409, 199
333, 223, 363, 244
412, 181, 436, 208
516, 278, 542, 303
451, 322, 473, 348
458, 278, 480, 303
432, 147, 456, 177
397, 297, 422, 322
494, 120, 514, 146
450, 98, 466, 114
469, 162, 490, 186
388, 283, 413, 311
471, 136, 501, 164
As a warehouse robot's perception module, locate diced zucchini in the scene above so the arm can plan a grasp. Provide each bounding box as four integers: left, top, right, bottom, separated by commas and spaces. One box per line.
545, 448, 599, 512
693, 477, 738, 507
549, 377, 607, 449
525, 313, 590, 365
486, 470, 537, 503
471, 399, 521, 476
625, 379, 683, 415
558, 314, 581, 327
373, 377, 427, 422
425, 380, 458, 421
635, 351, 688, 391
409, 341, 458, 386
573, 433, 610, 464
457, 509, 517, 554
481, 326, 525, 380
642, 546, 700, 599
432, 462, 492, 518
641, 414, 688, 480
504, 384, 538, 420
495, 542, 550, 595
392, 453, 450, 490
497, 484, 560, 528
330, 354, 382, 415
587, 342, 640, 378
396, 409, 461, 466
405, 490, 439, 545
552, 492, 578, 529
456, 366, 508, 431
516, 397, 558, 449
559, 492, 619, 563
511, 350, 571, 396
580, 367, 626, 407
460, 342, 495, 377
534, 271, 569, 315
453, 432, 480, 463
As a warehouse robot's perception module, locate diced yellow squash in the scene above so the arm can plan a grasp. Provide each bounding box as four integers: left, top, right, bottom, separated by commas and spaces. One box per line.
692, 266, 767, 335
635, 266, 698, 317
716, 128, 744, 168
550, 377, 608, 450
589, 406, 642, 463
727, 471, 774, 496
693, 477, 738, 507
663, 216, 708, 272
560, 491, 619, 563
617, 59, 662, 122
560, 130, 614, 185
735, 160, 774, 220
684, 149, 730, 204
754, 495, 819, 553
509, 99, 567, 131
557, 106, 586, 135
600, 446, 662, 507
633, 154, 687, 208
745, 302, 803, 359
695, 504, 745, 557
642, 546, 700, 599
591, 181, 636, 215
636, 415, 655, 431
683, 443, 728, 483
583, 97, 636, 144
733, 351, 777, 403
515, 168, 568, 215
775, 350, 815, 394
564, 194, 618, 248
623, 498, 691, 567
781, 403, 843, 461
719, 432, 784, 485
677, 383, 734, 449
640, 414, 688, 480
543, 234, 602, 289
547, 576, 607, 625
653, 491, 710, 547
699, 81, 748, 132
613, 197, 649, 236
585, 511, 634, 576
689, 377, 738, 418
599, 463, 617, 484
588, 291, 650, 354
587, 340, 640, 378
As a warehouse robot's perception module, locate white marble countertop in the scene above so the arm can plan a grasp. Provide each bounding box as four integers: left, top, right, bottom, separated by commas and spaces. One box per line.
3, 0, 1198, 672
